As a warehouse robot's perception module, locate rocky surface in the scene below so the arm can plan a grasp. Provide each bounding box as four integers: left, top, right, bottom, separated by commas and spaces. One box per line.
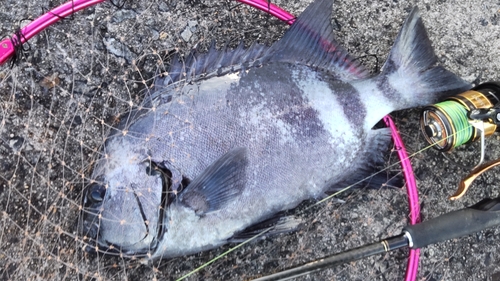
0, 0, 499, 280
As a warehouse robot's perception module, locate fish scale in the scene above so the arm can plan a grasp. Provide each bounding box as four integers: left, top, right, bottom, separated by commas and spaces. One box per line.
79, 0, 470, 260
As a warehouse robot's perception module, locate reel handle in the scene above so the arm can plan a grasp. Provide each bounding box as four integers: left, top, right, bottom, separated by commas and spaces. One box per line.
403, 196, 500, 249
451, 159, 500, 200
420, 82, 500, 199
468, 108, 500, 125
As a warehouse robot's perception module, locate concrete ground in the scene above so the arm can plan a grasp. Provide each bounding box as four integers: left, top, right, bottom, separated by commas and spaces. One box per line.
0, 0, 500, 280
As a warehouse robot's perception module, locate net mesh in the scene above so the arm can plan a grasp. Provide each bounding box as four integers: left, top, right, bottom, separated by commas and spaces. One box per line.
0, 1, 499, 280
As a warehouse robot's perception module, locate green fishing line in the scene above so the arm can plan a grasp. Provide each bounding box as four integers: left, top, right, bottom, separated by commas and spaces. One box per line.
435, 100, 473, 148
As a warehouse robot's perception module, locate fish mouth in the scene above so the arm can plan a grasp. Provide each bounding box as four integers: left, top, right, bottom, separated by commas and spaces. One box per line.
77, 183, 153, 257
77, 203, 115, 256
76, 184, 115, 256
77, 165, 174, 258
78, 183, 102, 241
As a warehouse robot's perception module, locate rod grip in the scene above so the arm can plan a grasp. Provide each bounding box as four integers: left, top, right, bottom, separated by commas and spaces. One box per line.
403, 197, 500, 249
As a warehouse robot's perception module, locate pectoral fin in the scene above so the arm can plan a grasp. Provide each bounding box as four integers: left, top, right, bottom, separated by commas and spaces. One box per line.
179, 147, 248, 215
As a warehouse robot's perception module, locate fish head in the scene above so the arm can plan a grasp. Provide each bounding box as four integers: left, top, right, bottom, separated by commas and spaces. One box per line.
79, 160, 165, 257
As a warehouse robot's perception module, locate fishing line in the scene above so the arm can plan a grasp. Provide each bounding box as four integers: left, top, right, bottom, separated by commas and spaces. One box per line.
175, 228, 271, 281
313, 124, 475, 206
175, 115, 477, 281
0, 1, 486, 280
434, 101, 472, 148
421, 82, 500, 151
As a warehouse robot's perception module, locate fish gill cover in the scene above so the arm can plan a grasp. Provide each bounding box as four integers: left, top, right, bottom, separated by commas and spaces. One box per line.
0, 1, 499, 280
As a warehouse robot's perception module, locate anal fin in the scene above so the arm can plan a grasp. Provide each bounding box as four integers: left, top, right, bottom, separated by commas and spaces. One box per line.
327, 170, 403, 194
326, 128, 403, 193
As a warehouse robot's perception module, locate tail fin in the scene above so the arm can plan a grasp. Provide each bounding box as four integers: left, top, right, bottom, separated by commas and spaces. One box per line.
381, 7, 471, 109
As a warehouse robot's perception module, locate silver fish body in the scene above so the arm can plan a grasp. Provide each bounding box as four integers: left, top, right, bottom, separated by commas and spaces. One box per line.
79, 0, 470, 260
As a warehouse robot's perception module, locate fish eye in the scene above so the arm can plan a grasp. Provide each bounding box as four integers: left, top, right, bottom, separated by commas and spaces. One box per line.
88, 184, 106, 203
145, 162, 161, 177
145, 164, 153, 175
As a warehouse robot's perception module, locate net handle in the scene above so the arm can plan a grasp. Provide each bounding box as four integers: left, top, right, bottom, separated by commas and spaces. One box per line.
0, 0, 105, 65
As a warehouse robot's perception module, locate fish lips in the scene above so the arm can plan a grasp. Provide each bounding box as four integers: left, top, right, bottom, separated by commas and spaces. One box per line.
78, 182, 159, 258
78, 183, 115, 255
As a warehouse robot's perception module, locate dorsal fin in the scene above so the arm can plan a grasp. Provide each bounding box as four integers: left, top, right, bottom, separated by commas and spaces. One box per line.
263, 0, 369, 80
154, 40, 269, 89
155, 0, 368, 90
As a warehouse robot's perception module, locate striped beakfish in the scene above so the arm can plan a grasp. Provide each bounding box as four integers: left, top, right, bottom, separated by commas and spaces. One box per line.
79, 0, 470, 259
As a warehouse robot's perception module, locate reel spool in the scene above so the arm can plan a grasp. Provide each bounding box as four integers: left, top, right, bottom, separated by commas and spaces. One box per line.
420, 82, 500, 151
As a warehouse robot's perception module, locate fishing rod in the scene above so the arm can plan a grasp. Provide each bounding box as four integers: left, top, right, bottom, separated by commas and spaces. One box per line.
252, 194, 500, 281
253, 81, 500, 280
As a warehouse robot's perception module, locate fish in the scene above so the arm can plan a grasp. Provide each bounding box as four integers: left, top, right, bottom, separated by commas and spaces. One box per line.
78, 0, 470, 260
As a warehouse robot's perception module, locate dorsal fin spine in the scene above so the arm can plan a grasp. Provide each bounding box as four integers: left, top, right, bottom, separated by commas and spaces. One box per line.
158, 0, 369, 89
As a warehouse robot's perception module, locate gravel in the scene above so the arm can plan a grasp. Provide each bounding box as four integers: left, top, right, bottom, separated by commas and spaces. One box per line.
0, 0, 499, 280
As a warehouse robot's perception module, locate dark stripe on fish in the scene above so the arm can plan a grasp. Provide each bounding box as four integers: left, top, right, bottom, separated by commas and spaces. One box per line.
321, 75, 366, 128
376, 72, 402, 106
229, 63, 327, 140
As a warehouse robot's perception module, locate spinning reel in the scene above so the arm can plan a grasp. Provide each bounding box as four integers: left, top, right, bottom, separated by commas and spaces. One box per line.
420, 82, 500, 200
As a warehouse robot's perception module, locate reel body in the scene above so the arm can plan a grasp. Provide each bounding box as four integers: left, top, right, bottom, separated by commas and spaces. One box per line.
420, 82, 500, 200
421, 82, 500, 151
